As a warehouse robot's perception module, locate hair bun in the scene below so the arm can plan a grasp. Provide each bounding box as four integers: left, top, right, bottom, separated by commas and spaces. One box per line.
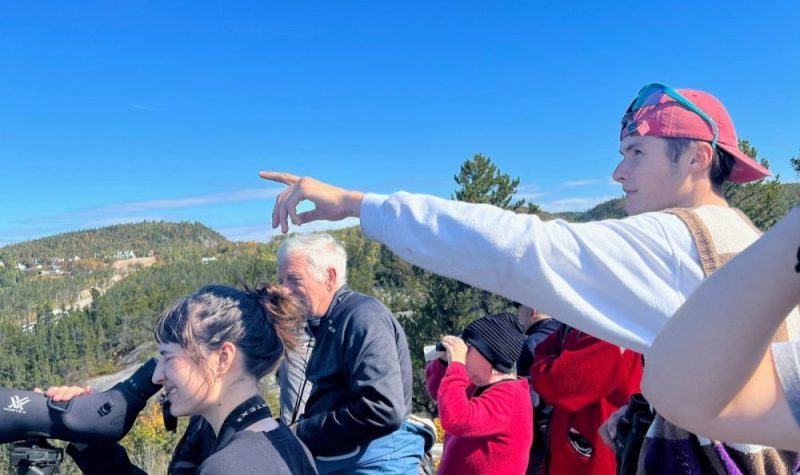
248, 283, 306, 353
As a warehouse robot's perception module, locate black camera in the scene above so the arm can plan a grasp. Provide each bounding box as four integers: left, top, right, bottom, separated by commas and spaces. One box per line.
435, 342, 445, 352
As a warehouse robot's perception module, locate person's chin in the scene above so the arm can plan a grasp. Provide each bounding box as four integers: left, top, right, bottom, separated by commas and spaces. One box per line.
468, 372, 487, 386
625, 201, 645, 216
167, 400, 190, 418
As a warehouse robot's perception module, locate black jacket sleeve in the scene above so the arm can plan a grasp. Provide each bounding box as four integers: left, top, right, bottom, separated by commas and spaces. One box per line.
67, 443, 147, 475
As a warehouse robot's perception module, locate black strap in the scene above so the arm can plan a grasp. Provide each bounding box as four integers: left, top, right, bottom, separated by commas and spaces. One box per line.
167, 416, 214, 475
289, 344, 312, 425
212, 396, 272, 453
290, 323, 318, 425
795, 244, 799, 273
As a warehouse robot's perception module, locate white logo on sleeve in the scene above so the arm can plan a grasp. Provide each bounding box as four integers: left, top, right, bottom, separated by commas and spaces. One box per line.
4, 395, 31, 414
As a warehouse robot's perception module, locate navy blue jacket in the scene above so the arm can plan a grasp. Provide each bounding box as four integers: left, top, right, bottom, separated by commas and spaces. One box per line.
296, 287, 413, 457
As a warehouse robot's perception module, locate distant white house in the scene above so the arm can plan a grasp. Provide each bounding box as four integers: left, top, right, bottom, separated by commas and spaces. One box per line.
201, 256, 217, 264
40, 266, 64, 276
115, 250, 136, 260
15, 263, 27, 271
0, 260, 4, 268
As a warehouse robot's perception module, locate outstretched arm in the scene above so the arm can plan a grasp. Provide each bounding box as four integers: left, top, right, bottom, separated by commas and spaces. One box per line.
642, 207, 800, 451
261, 173, 703, 353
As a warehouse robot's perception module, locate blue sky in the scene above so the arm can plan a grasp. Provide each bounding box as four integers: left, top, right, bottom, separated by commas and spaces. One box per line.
2, 1, 798, 246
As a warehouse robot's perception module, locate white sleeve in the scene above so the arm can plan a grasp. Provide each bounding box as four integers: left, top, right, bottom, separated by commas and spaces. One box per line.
360, 192, 703, 353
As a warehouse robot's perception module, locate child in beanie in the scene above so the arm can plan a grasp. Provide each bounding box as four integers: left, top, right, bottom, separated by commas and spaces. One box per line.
425, 312, 533, 475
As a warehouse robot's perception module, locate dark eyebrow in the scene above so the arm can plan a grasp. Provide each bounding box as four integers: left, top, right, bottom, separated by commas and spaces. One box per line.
620, 140, 644, 155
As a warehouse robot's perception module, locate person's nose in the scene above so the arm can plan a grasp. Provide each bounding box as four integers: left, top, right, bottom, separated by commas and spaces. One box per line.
152, 359, 165, 385
612, 158, 628, 184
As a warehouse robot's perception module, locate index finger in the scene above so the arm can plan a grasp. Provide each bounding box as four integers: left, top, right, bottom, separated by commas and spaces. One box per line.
259, 171, 300, 186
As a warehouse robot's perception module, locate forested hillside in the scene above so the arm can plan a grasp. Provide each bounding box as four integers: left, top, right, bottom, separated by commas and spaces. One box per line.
0, 222, 228, 326
0, 221, 423, 389
1, 221, 226, 264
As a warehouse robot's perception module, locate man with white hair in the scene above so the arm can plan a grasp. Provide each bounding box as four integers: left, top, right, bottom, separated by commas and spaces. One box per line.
277, 233, 424, 475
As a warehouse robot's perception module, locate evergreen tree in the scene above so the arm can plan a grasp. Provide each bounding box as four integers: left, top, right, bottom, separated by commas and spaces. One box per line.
404, 153, 535, 413
453, 153, 526, 210
725, 140, 788, 230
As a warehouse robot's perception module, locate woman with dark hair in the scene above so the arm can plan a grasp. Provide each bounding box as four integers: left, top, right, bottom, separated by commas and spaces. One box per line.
66, 284, 318, 475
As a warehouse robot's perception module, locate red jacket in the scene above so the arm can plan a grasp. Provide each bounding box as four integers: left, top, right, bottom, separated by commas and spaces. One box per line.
531, 329, 643, 475
426, 360, 533, 475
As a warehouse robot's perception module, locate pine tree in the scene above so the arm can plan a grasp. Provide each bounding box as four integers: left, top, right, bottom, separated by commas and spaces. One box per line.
453, 153, 526, 210
725, 140, 788, 230
404, 153, 536, 413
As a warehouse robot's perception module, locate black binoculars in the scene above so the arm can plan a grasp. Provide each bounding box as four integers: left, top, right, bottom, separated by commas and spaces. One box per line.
435, 342, 446, 352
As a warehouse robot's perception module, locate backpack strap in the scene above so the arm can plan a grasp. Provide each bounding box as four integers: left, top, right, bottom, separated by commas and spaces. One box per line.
665, 207, 792, 343
664, 208, 726, 278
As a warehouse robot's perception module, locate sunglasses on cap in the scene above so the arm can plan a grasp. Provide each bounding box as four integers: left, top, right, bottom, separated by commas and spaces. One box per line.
621, 83, 720, 149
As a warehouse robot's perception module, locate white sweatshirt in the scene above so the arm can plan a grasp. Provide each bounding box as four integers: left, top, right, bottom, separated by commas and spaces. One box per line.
360, 192, 713, 353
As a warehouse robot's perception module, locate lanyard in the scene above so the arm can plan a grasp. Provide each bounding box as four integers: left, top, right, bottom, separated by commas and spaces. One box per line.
212, 396, 273, 453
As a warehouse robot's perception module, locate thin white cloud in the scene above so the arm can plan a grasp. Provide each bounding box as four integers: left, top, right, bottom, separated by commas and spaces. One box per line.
17, 188, 282, 225
215, 224, 274, 242
133, 105, 156, 111
514, 184, 549, 202
218, 218, 361, 242
540, 196, 618, 213
4, 187, 285, 244
91, 188, 281, 214
560, 178, 604, 188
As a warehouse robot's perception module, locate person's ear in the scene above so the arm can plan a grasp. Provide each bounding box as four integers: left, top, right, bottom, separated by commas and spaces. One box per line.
326, 267, 338, 291
689, 141, 714, 175
216, 342, 237, 378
